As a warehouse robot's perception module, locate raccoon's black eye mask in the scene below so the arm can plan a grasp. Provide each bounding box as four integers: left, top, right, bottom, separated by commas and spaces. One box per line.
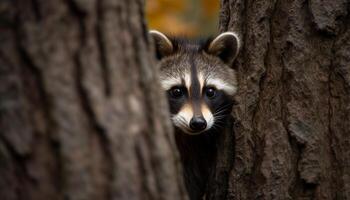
168, 86, 219, 100
169, 86, 187, 99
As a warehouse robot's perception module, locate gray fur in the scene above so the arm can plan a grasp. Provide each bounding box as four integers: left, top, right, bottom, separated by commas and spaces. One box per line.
150, 31, 240, 200
158, 38, 238, 96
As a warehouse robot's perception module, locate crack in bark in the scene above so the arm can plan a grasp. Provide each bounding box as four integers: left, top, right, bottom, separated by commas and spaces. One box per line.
73, 53, 114, 200
15, 3, 53, 135
247, 1, 280, 198
96, 0, 111, 97
134, 138, 155, 200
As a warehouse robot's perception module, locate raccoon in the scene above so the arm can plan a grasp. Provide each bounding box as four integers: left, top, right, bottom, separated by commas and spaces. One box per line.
149, 30, 240, 200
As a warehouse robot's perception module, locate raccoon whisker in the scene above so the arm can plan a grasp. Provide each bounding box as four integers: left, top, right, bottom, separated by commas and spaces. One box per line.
214, 106, 231, 116
215, 105, 230, 112
214, 117, 226, 123
214, 108, 231, 115
211, 122, 220, 129
214, 119, 226, 125
214, 110, 226, 116
212, 123, 224, 131
216, 117, 227, 122
212, 122, 222, 127
215, 104, 232, 112
178, 116, 189, 127
216, 120, 226, 126
212, 116, 228, 129
171, 115, 188, 129
212, 120, 226, 129
213, 114, 229, 120
214, 118, 227, 123
213, 113, 228, 117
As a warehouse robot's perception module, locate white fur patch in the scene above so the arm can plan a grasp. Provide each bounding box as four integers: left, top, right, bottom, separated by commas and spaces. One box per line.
184, 73, 191, 93
202, 104, 214, 131
171, 104, 193, 133
160, 77, 181, 90
206, 78, 237, 95
198, 72, 205, 95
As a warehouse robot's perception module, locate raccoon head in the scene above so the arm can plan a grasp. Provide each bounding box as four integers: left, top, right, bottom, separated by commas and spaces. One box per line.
150, 30, 240, 135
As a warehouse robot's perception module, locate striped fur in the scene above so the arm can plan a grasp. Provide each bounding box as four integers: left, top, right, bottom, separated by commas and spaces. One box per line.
150, 30, 240, 200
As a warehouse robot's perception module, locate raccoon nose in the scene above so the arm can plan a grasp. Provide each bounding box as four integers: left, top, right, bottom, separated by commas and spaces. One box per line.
190, 117, 207, 131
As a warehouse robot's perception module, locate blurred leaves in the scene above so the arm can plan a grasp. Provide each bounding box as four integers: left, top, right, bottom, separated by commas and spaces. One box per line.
146, 0, 219, 37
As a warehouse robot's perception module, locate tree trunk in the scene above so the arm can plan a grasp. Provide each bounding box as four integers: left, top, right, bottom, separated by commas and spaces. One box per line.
0, 0, 187, 200
219, 0, 350, 199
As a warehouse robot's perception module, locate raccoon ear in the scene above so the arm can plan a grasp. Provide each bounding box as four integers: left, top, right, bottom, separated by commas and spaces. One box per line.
206, 32, 240, 65
149, 30, 174, 59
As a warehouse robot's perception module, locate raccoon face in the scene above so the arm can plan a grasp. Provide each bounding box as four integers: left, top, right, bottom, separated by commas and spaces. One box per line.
150, 30, 240, 135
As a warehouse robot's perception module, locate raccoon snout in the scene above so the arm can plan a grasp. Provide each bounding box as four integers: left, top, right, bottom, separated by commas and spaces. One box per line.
189, 117, 207, 131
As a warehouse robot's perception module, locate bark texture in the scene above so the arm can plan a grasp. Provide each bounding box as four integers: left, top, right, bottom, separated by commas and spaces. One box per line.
0, 0, 187, 200
219, 0, 350, 199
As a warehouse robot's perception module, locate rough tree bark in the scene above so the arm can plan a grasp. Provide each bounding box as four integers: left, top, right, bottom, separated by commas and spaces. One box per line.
219, 0, 350, 199
0, 0, 187, 200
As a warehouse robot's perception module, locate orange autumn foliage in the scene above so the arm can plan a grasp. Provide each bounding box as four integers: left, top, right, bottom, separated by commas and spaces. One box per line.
146, 0, 219, 37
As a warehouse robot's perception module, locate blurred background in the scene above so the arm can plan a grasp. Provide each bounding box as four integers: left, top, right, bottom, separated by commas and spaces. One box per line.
146, 0, 220, 37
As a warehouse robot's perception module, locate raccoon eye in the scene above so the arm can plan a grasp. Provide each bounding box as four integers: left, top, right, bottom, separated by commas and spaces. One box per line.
205, 87, 216, 98
169, 87, 185, 98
